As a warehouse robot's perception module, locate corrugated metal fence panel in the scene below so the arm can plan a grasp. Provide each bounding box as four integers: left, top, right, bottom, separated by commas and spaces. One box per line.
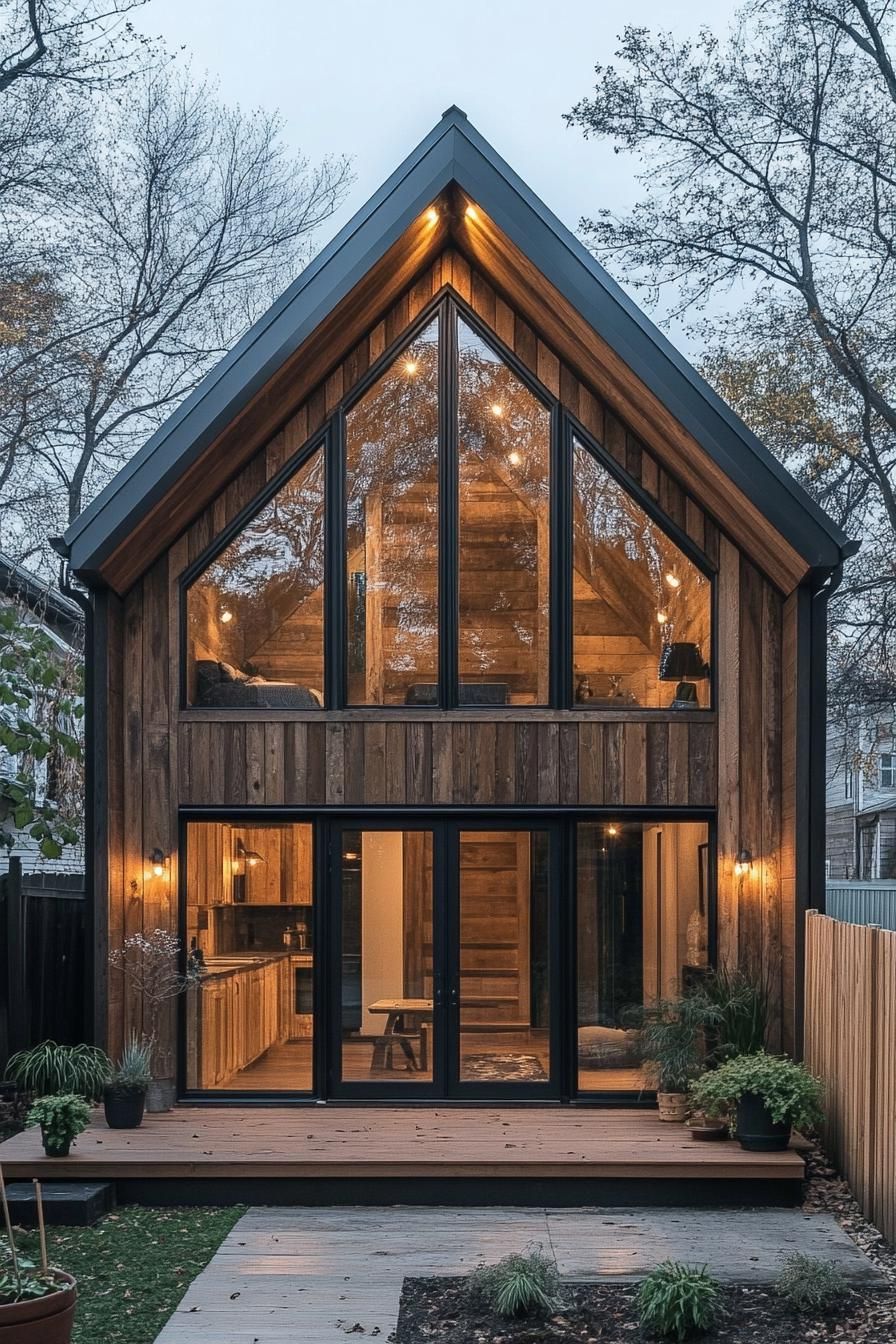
826, 883, 896, 931
805, 913, 896, 1245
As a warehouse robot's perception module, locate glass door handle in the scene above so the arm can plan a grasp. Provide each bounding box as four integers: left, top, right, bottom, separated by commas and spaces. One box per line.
448, 986, 459, 1008
433, 977, 444, 1007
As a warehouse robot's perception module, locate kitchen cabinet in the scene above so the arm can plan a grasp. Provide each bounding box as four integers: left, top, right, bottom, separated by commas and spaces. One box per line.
192, 957, 285, 1087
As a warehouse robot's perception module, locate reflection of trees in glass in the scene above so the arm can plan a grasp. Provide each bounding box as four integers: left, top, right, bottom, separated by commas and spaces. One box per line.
458, 320, 550, 695
189, 448, 325, 666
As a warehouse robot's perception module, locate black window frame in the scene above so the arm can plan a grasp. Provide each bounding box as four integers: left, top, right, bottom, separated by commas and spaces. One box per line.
179, 289, 717, 714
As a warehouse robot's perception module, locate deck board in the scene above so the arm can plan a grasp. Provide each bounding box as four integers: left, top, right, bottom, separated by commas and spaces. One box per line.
0, 1107, 804, 1181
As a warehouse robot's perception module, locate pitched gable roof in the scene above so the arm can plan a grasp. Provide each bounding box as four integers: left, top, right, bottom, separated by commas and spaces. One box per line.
61, 107, 855, 590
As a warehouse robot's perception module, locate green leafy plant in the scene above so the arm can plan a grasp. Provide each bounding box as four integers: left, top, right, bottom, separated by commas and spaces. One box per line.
7, 1041, 111, 1100
468, 1246, 562, 1319
630, 997, 721, 1092
689, 965, 770, 1061
689, 1052, 824, 1130
108, 1034, 152, 1091
26, 1094, 91, 1153
0, 602, 84, 859
636, 1261, 720, 1340
0, 1255, 59, 1305
775, 1253, 847, 1315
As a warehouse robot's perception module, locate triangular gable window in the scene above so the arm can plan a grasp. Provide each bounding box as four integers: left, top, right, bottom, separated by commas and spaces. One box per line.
184, 295, 711, 711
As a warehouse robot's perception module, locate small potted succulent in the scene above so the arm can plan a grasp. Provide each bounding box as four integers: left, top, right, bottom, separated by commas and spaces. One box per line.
633, 997, 719, 1122
689, 1051, 824, 1151
103, 1035, 152, 1130
26, 1096, 92, 1158
0, 1166, 77, 1342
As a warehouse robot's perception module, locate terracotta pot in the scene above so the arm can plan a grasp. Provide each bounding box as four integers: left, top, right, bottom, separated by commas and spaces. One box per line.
735, 1091, 792, 1151
103, 1085, 146, 1129
0, 1271, 76, 1343
145, 1078, 175, 1113
657, 1091, 688, 1122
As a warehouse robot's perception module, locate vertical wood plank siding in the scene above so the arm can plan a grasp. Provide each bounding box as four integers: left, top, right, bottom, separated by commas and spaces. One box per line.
101, 246, 793, 1056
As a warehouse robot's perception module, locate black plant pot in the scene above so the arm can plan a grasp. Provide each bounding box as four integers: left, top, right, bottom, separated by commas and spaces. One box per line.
735, 1091, 792, 1151
103, 1084, 146, 1130
40, 1127, 72, 1157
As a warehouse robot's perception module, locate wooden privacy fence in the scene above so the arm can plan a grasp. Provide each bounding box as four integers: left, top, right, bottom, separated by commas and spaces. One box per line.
804, 911, 896, 1245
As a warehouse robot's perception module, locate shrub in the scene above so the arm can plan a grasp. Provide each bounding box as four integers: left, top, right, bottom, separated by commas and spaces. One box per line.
637, 1261, 720, 1341
27, 1094, 92, 1151
690, 965, 770, 1061
775, 1253, 847, 1314
630, 996, 721, 1093
468, 1246, 561, 1319
689, 1052, 824, 1130
7, 1041, 111, 1100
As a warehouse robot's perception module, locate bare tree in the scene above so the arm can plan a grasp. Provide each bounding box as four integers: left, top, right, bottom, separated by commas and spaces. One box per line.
0, 63, 351, 567
566, 0, 896, 717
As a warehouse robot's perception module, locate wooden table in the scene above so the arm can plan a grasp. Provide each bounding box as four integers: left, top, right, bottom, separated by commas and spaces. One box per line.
367, 998, 433, 1073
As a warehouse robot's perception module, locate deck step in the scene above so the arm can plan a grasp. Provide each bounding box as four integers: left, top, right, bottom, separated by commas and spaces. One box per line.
5, 1180, 115, 1226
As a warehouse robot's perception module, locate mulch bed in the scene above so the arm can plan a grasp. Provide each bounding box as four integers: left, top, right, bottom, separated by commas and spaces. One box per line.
393, 1141, 896, 1343
393, 1276, 896, 1343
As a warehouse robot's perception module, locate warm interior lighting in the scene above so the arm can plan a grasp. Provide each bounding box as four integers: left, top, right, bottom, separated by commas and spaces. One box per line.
607, 825, 619, 837
465, 204, 479, 220
236, 838, 264, 869
657, 610, 669, 626
425, 206, 439, 225
490, 403, 503, 417
665, 571, 681, 589
220, 608, 233, 623
404, 359, 418, 376
149, 848, 167, 878
507, 449, 522, 466
734, 848, 754, 877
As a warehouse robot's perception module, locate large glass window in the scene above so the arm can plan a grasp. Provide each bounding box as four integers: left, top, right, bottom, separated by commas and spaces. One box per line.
576, 819, 710, 1093
457, 321, 551, 705
184, 821, 315, 1091
185, 448, 324, 707
573, 438, 711, 708
345, 320, 439, 705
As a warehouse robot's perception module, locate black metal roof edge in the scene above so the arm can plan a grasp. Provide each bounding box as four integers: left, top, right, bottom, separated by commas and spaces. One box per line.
63, 106, 856, 578
0, 550, 83, 642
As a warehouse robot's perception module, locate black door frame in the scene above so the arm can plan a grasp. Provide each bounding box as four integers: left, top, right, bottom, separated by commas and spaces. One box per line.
325, 814, 565, 1103
177, 806, 716, 1107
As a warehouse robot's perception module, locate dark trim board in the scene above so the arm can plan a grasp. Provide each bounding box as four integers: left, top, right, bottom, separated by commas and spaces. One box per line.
113, 1175, 805, 1208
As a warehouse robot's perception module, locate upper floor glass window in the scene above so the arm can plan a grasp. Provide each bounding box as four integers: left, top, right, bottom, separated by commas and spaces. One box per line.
185, 446, 325, 707
572, 437, 711, 709
184, 297, 712, 711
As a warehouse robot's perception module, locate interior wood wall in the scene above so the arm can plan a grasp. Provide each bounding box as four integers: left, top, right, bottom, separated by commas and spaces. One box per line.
100, 246, 793, 1057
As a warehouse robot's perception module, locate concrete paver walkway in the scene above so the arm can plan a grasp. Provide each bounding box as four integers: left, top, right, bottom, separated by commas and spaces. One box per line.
154, 1205, 882, 1343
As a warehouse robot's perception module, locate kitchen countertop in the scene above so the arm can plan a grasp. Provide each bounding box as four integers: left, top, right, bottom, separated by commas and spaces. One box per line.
199, 952, 313, 981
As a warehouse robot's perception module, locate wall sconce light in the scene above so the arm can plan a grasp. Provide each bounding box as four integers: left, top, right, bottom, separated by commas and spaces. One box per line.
149, 848, 168, 878
465, 203, 479, 221
425, 206, 439, 225
607, 824, 619, 838
734, 848, 754, 877
220, 608, 234, 624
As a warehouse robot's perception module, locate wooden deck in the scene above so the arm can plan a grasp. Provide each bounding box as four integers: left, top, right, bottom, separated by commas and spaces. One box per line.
0, 1107, 805, 1204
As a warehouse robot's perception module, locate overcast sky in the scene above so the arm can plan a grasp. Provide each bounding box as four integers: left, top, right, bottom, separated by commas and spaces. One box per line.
135, 0, 743, 344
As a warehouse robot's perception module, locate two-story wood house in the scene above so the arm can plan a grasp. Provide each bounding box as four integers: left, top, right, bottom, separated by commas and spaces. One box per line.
57, 109, 856, 1106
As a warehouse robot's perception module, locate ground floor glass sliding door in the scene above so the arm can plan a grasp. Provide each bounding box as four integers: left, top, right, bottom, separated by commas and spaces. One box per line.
575, 819, 711, 1093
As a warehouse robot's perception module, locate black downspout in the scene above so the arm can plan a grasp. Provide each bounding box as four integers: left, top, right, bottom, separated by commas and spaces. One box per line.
55, 558, 101, 1049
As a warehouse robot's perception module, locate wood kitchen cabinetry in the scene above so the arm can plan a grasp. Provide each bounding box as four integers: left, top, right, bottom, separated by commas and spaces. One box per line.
192, 958, 285, 1088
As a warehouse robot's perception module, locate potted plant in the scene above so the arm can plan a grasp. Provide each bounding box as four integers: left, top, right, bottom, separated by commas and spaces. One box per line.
102, 1035, 152, 1130
108, 930, 195, 1112
1, 1164, 77, 1342
689, 1052, 824, 1151
25, 1096, 91, 1158
5, 1043, 110, 1102
632, 997, 720, 1122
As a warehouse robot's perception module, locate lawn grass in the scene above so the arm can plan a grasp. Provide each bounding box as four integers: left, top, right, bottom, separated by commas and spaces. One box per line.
16, 1205, 244, 1344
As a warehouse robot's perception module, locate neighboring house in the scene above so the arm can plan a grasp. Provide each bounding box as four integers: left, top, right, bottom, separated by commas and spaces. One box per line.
57, 109, 855, 1108
826, 714, 896, 880
0, 551, 85, 876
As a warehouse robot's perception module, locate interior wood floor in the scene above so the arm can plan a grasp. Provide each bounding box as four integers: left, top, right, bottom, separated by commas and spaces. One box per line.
201, 1031, 644, 1093
0, 1106, 806, 1181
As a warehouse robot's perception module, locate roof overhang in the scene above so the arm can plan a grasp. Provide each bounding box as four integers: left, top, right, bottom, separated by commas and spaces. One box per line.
63, 107, 856, 595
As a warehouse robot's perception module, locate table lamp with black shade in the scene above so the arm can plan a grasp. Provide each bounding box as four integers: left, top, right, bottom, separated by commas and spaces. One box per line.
658, 642, 710, 707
